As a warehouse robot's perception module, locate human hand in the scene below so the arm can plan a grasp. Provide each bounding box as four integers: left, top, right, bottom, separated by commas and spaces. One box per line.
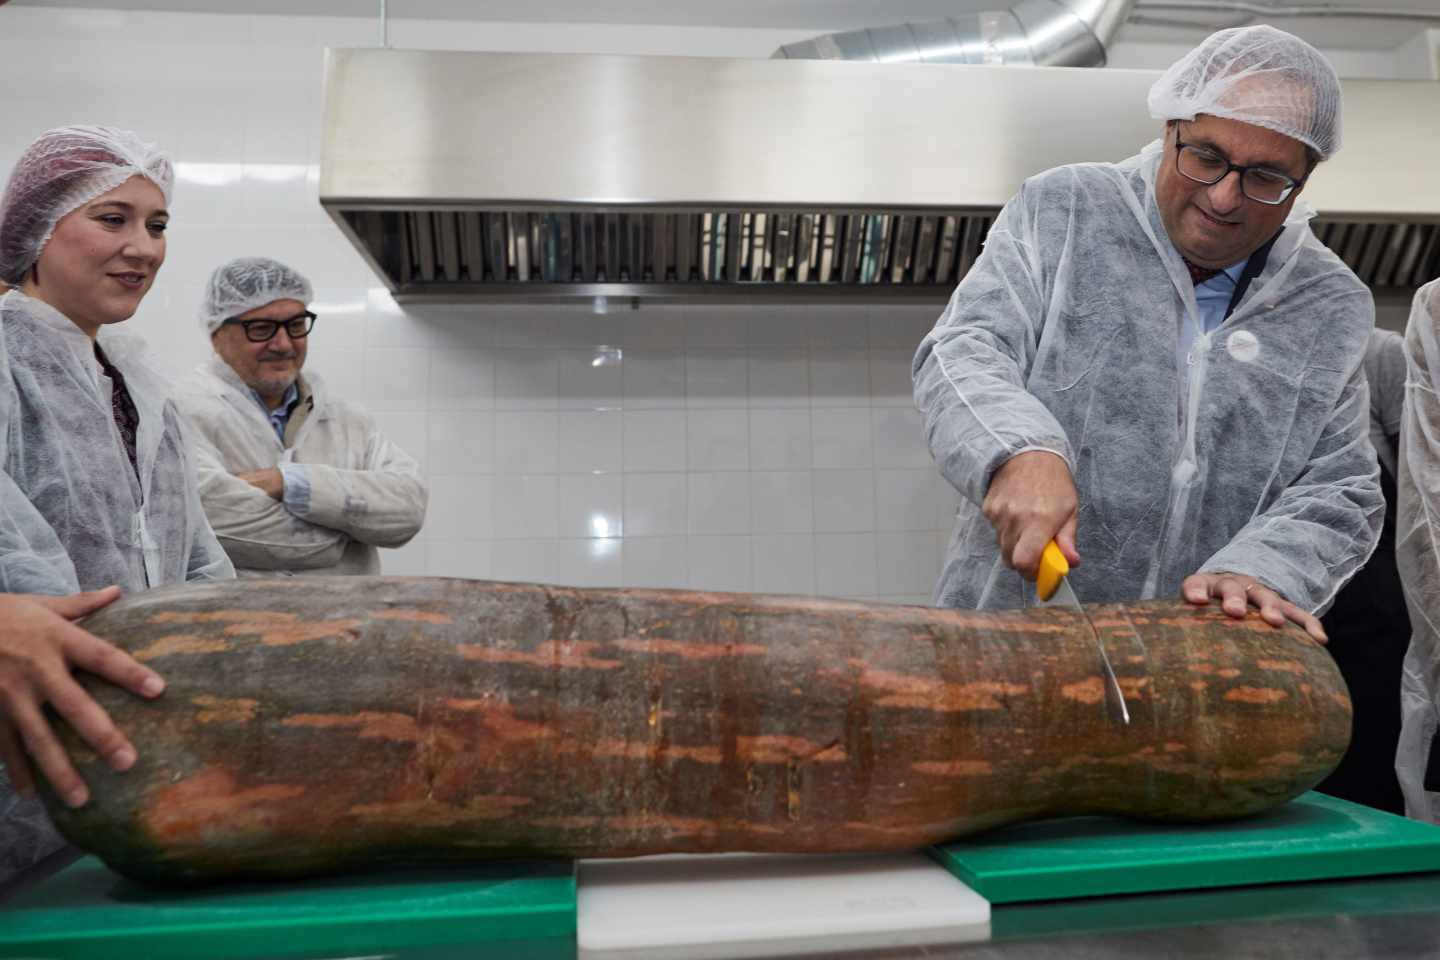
1181, 571, 1327, 643
0, 587, 165, 807
237, 468, 284, 500
982, 450, 1079, 580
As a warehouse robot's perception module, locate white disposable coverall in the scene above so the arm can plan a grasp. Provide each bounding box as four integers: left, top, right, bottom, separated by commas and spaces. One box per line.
0, 289, 233, 881
1397, 279, 1440, 823
913, 142, 1383, 612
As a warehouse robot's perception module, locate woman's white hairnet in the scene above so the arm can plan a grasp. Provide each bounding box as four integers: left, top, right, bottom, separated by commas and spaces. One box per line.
199, 257, 314, 334
1147, 25, 1342, 160
0, 125, 174, 285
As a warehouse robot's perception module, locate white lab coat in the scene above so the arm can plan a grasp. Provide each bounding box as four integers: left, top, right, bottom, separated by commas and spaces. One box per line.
172, 354, 427, 577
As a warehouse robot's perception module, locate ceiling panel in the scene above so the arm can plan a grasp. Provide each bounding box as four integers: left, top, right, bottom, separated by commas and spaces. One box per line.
9, 2, 1438, 61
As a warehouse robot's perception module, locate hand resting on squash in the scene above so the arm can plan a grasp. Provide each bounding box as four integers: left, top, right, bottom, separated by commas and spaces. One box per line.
0, 587, 165, 808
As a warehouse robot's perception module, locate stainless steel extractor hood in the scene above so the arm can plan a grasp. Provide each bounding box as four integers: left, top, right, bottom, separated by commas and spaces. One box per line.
319, 49, 1440, 302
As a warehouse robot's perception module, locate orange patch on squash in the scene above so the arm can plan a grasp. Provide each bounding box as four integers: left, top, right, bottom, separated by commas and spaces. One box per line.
441, 700, 553, 743
1189, 663, 1241, 678
1219, 752, 1311, 781
836, 819, 955, 840
457, 642, 623, 670
372, 609, 454, 625
192, 695, 259, 725
348, 795, 531, 824
856, 664, 1028, 711
141, 767, 307, 844
1061, 676, 1106, 705
225, 619, 364, 647
1084, 617, 1139, 630
532, 816, 602, 830
150, 610, 296, 625
1255, 751, 1305, 767
133, 634, 230, 661
600, 815, 783, 839
912, 760, 993, 776
1223, 686, 1288, 705
1118, 677, 1150, 697
613, 637, 767, 659
1256, 659, 1306, 675
591, 742, 722, 764
738, 735, 848, 764
283, 711, 420, 742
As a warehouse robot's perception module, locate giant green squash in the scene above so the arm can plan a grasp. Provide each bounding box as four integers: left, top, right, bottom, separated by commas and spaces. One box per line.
41, 577, 1350, 883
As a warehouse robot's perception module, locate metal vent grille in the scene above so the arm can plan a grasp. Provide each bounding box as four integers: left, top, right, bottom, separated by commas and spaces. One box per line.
1312, 219, 1440, 295
340, 208, 1439, 301
340, 209, 995, 299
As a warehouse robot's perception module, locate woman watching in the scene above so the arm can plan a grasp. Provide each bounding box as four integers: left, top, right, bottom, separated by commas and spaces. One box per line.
0, 125, 234, 882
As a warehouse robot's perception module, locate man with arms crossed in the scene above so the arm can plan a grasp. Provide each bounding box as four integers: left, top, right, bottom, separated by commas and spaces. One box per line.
175, 257, 427, 576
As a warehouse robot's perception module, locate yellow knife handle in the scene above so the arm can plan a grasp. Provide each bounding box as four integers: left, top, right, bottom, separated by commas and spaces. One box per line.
1037, 540, 1069, 602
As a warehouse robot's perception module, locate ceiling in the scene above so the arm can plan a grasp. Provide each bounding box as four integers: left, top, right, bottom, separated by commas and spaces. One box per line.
8, 0, 1439, 27
11, 0, 1440, 52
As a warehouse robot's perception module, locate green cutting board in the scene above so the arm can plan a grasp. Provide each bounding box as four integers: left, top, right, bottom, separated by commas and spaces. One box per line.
929, 792, 1440, 904
0, 855, 576, 960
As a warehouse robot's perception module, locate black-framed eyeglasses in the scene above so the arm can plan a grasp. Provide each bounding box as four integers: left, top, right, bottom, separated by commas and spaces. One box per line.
222, 311, 317, 343
1172, 125, 1305, 206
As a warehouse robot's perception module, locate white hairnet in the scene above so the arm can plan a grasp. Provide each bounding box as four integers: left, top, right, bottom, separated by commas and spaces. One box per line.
199, 256, 313, 334
0, 125, 174, 285
1147, 25, 1342, 160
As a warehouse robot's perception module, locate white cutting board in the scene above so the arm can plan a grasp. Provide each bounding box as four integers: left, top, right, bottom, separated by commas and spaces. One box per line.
576, 851, 990, 959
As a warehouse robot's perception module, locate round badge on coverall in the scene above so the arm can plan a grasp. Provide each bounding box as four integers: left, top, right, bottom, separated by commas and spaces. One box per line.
1227, 330, 1260, 363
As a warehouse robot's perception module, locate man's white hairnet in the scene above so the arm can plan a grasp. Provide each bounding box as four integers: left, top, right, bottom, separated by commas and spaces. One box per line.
199, 257, 314, 334
0, 125, 174, 285
1148, 25, 1342, 160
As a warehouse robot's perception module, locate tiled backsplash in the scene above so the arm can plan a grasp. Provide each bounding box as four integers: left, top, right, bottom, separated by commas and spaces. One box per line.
311, 299, 957, 602
1, 6, 958, 603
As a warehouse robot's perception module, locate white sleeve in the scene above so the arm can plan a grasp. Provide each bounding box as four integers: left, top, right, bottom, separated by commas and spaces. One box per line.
190, 429, 351, 571
284, 414, 427, 548
912, 181, 1073, 507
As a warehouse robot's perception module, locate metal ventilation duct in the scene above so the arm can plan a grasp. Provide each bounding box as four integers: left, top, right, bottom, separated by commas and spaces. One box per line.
773, 0, 1135, 67
319, 50, 1440, 302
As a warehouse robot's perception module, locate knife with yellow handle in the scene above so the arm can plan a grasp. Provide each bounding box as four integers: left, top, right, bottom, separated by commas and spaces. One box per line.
1037, 540, 1130, 725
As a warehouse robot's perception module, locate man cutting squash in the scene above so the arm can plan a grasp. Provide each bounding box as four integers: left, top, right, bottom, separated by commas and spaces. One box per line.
914, 26, 1382, 643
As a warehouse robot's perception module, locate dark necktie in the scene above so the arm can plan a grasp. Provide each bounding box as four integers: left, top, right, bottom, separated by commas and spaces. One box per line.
95, 344, 141, 482
1183, 258, 1221, 286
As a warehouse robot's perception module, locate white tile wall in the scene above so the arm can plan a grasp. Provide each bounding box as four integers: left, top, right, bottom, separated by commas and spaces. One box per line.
688, 536, 754, 592
0, 6, 976, 604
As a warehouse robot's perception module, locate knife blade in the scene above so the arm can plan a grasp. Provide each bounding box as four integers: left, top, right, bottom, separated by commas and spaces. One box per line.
1037, 541, 1130, 725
